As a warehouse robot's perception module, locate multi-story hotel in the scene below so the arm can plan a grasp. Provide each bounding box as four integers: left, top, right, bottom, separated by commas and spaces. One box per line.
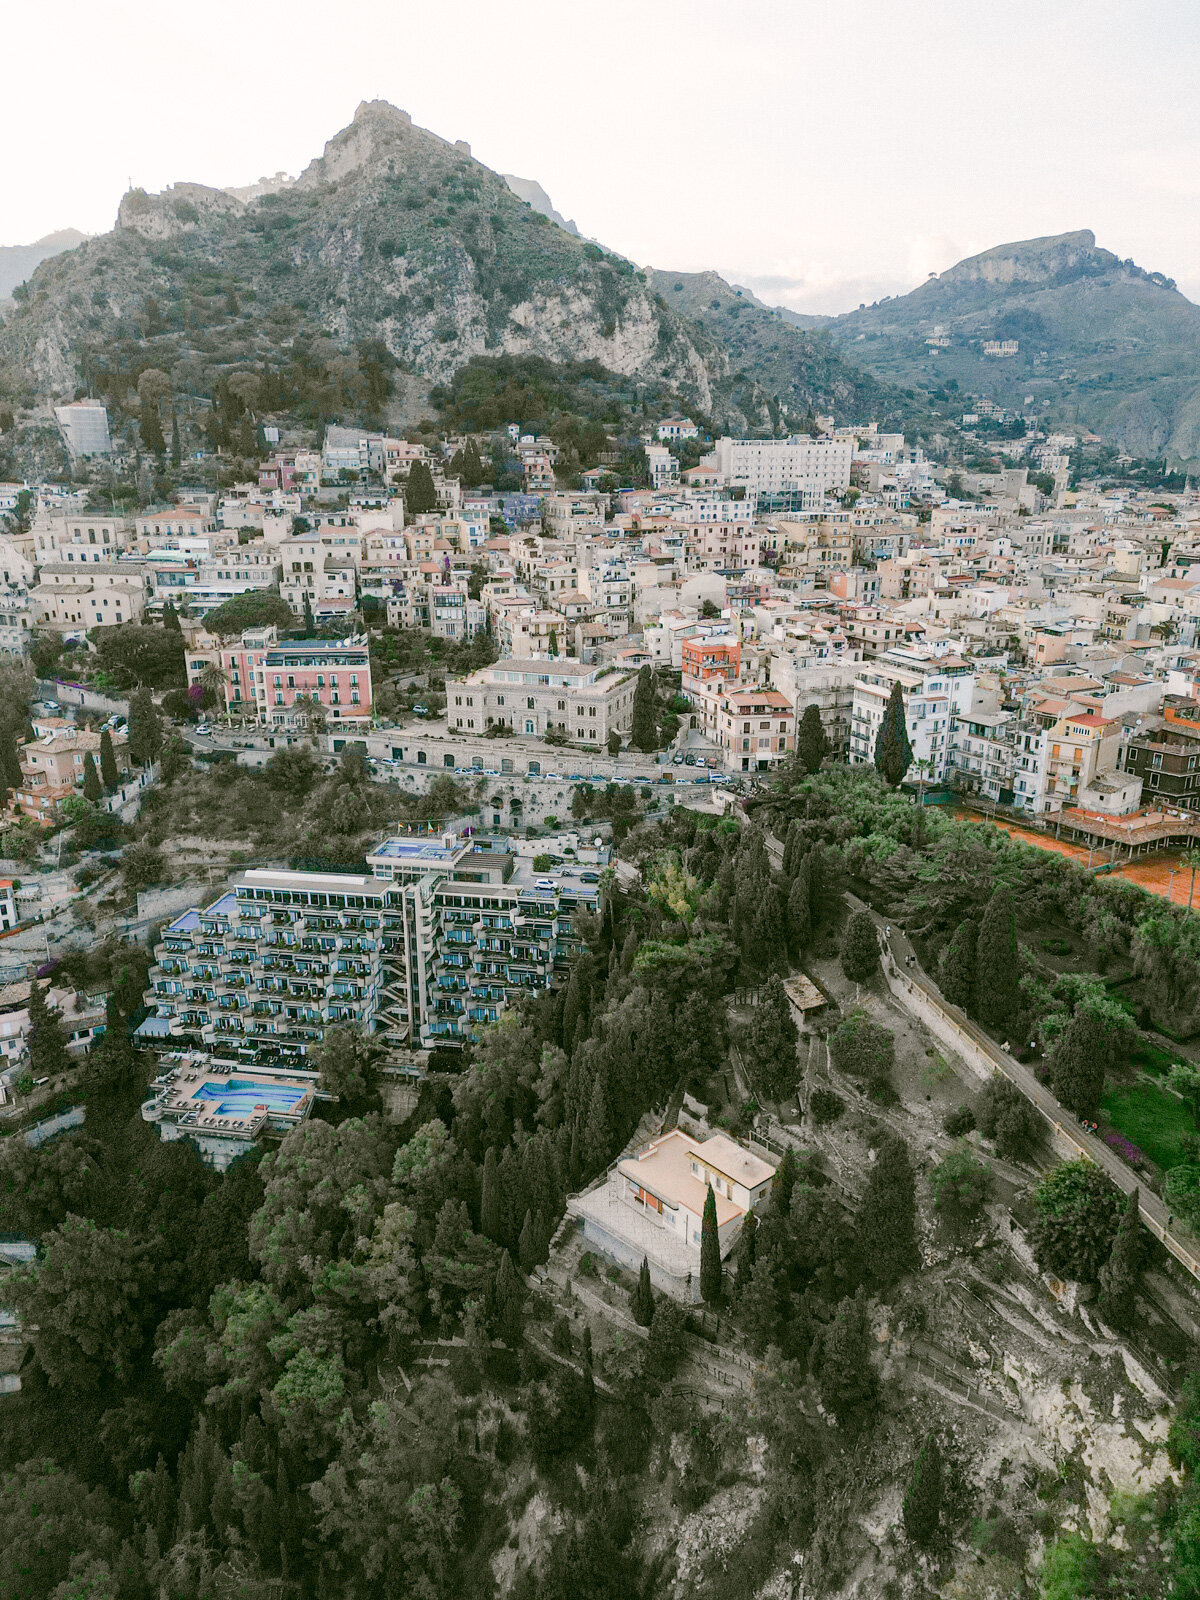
186, 626, 373, 730
140, 838, 600, 1061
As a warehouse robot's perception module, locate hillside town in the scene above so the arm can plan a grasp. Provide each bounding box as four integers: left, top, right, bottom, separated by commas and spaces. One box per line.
5, 312, 1200, 1599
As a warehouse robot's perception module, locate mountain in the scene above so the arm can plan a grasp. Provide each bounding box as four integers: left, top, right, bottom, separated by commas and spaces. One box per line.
0, 229, 87, 300
502, 176, 579, 237
0, 100, 903, 441
823, 230, 1200, 463
649, 270, 900, 428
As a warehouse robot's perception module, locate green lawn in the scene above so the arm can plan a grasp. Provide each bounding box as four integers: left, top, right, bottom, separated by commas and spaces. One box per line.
1101, 1082, 1193, 1172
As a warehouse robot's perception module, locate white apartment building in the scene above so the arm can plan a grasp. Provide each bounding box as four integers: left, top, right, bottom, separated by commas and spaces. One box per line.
713, 435, 853, 508
849, 655, 975, 781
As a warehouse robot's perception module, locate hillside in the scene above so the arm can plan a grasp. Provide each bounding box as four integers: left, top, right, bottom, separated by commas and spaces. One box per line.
0, 101, 903, 445
825, 230, 1200, 463
649, 268, 915, 431
0, 228, 87, 301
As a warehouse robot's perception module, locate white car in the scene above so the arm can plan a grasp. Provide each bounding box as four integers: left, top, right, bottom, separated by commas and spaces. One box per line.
195, 724, 212, 737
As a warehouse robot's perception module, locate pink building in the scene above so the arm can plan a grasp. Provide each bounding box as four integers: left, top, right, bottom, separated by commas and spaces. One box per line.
188, 627, 372, 731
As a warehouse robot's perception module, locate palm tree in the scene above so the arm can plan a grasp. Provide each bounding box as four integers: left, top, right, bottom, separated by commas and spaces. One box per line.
292, 693, 327, 745
198, 663, 228, 718
1185, 847, 1200, 912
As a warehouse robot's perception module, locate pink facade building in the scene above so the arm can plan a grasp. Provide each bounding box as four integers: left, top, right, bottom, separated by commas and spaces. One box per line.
188, 627, 372, 731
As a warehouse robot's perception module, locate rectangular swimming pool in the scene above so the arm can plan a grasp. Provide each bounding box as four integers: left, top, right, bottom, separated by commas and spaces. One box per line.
194, 1078, 307, 1116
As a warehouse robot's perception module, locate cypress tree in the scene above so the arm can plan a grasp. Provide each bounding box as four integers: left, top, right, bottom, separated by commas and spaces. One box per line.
787, 862, 811, 956
782, 820, 804, 878
128, 687, 164, 766
28, 979, 71, 1079
162, 599, 182, 632
733, 1207, 757, 1297
82, 751, 102, 803
745, 974, 799, 1099
1098, 1188, 1143, 1334
740, 1253, 780, 1356
170, 410, 182, 468
141, 397, 166, 457
0, 729, 22, 791
795, 703, 830, 774
405, 460, 438, 513
902, 1433, 944, 1547
873, 678, 913, 786
303, 593, 315, 634
973, 886, 1020, 1031
632, 1255, 655, 1326
700, 1183, 722, 1304
630, 665, 657, 752
841, 909, 879, 983
774, 1145, 798, 1212
939, 919, 977, 1009
480, 1145, 501, 1243
1051, 1005, 1110, 1120
812, 1286, 877, 1422
99, 728, 119, 789
582, 1072, 611, 1175
517, 1210, 537, 1274
494, 1249, 524, 1346
858, 1133, 918, 1288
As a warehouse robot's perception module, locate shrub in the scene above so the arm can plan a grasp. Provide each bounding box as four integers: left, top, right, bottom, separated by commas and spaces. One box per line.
943, 1104, 976, 1137
978, 1077, 1042, 1162
809, 1087, 844, 1126
829, 1010, 895, 1084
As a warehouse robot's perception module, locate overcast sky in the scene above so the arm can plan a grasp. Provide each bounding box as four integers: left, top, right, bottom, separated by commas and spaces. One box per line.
5, 0, 1199, 313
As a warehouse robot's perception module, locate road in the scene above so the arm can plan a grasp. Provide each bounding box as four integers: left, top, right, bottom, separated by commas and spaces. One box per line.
848, 892, 1200, 1285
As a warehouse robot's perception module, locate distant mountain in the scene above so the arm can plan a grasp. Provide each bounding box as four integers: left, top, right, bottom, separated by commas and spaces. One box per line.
0, 229, 87, 300
823, 230, 1200, 463
0, 101, 903, 440
503, 176, 579, 237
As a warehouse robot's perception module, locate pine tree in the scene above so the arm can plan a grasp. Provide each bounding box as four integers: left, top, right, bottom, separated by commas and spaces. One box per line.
480, 1145, 501, 1243
405, 460, 438, 513
795, 703, 830, 774
99, 728, 119, 789
939, 919, 977, 1009
631, 665, 657, 752
858, 1133, 918, 1288
973, 887, 1020, 1031
841, 909, 879, 983
28, 979, 71, 1079
1098, 1188, 1143, 1333
82, 752, 102, 804
632, 1255, 655, 1326
902, 1433, 944, 1548
873, 678, 913, 786
700, 1183, 722, 1304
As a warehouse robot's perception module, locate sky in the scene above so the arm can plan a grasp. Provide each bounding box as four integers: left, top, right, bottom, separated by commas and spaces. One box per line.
4, 0, 1200, 313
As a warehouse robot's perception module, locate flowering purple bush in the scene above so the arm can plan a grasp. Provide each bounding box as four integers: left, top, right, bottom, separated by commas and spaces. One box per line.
1104, 1131, 1147, 1169
186, 683, 205, 703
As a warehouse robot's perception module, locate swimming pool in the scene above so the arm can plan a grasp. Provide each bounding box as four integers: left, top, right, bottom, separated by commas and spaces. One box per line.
194, 1078, 307, 1117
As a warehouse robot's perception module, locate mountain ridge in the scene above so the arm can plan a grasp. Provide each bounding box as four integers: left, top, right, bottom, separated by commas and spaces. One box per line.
0, 99, 910, 440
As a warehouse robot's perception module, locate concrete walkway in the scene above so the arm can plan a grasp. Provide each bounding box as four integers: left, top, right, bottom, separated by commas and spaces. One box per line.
850, 892, 1200, 1285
